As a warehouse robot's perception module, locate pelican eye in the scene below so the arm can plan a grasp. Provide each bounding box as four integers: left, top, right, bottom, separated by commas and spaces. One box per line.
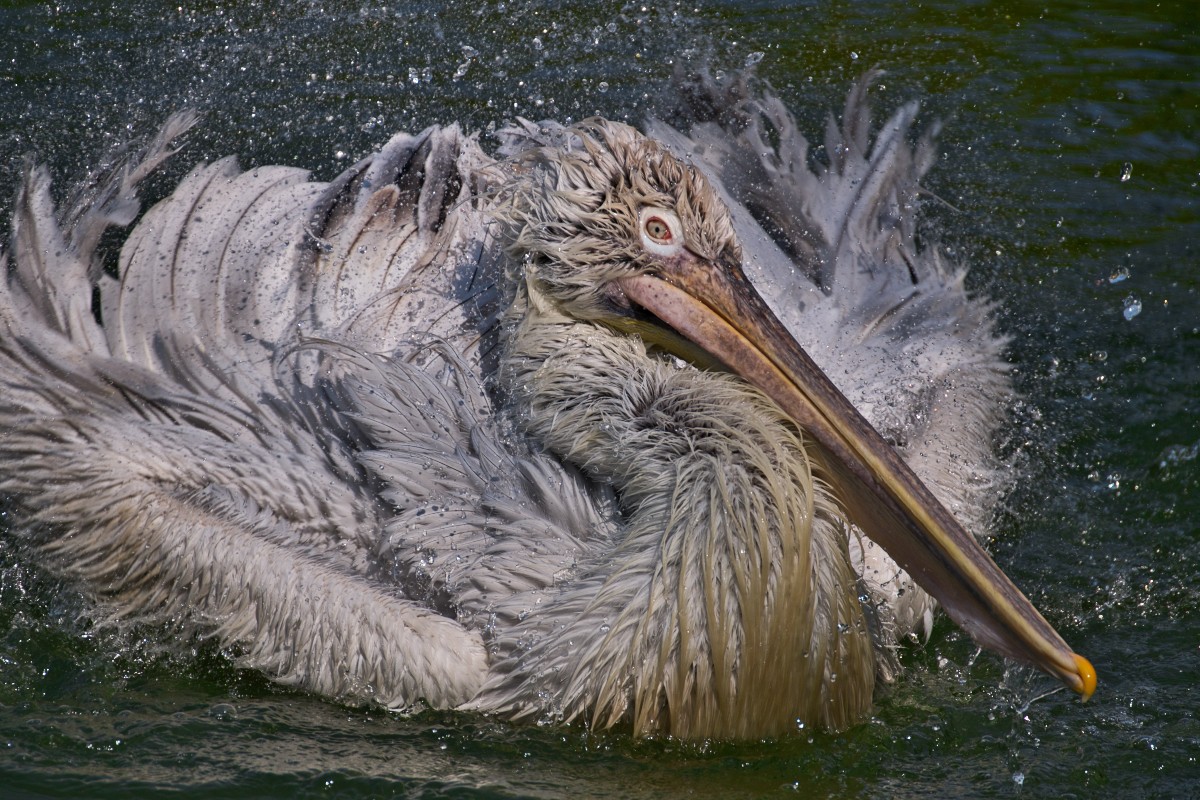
638, 207, 683, 257
644, 216, 671, 242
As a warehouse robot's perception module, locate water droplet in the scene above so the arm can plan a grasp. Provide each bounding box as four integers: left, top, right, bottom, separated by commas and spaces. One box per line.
1108, 266, 1130, 283
745, 51, 764, 67
532, 36, 544, 51
209, 703, 237, 720
1013, 772, 1025, 786
597, 81, 609, 93
850, 51, 859, 60
1122, 295, 1142, 320
1158, 440, 1200, 468
1120, 162, 1133, 182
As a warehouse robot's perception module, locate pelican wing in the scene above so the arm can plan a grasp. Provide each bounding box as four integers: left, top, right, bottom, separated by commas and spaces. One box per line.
0, 116, 612, 710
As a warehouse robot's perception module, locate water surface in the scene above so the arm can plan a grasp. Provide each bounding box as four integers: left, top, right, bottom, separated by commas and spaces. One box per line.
1, 1, 1197, 797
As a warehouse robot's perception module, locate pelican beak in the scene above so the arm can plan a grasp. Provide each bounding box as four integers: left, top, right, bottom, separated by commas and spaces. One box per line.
615, 252, 1096, 701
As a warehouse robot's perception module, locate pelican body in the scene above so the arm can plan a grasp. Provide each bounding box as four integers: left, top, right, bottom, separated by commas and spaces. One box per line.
0, 71, 1093, 738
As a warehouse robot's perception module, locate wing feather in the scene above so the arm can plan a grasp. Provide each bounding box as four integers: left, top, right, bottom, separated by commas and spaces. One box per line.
0, 117, 532, 708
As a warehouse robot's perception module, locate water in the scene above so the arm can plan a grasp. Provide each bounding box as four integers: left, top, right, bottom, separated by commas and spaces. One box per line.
1, 1, 1197, 797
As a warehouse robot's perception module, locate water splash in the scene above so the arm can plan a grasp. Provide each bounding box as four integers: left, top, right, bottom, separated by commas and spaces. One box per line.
1158, 440, 1200, 469
1122, 295, 1142, 320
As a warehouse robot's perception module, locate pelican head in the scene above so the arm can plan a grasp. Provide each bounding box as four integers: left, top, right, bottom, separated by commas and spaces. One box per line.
500, 119, 738, 323
485, 119, 1094, 736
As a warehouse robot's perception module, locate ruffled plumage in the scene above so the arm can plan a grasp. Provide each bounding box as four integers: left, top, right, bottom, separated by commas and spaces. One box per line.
0, 72, 1018, 737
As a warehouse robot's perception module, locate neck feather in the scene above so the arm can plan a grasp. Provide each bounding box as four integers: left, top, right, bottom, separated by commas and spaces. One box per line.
484, 297, 878, 737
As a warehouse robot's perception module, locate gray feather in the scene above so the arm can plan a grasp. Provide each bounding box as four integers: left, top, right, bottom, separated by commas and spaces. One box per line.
0, 71, 1024, 736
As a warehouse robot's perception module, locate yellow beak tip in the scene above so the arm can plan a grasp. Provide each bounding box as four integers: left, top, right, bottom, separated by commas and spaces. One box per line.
1073, 653, 1097, 701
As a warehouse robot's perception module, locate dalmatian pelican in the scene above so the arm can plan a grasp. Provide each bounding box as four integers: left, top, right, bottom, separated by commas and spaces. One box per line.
0, 71, 1094, 739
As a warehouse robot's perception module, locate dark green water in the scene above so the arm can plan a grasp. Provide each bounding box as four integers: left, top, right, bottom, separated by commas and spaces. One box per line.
1, 1, 1196, 797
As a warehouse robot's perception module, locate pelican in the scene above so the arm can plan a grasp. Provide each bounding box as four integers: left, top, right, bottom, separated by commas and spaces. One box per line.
0, 71, 1094, 739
